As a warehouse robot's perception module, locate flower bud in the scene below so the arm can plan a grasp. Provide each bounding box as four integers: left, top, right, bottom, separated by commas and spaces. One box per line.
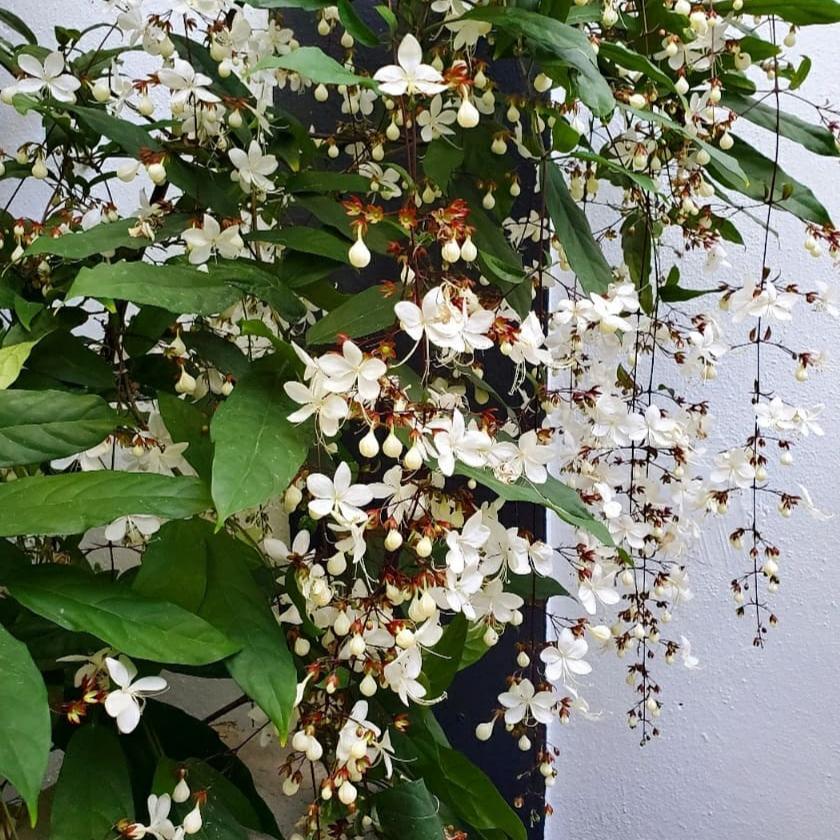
147, 162, 167, 184
314, 83, 328, 102
441, 238, 461, 263
382, 429, 403, 458
396, 627, 415, 648
92, 79, 111, 102
516, 651, 530, 668
475, 720, 494, 741
359, 428, 379, 458
675, 76, 690, 95
183, 805, 203, 835
306, 737, 324, 762
338, 781, 357, 805
294, 636, 311, 656
384, 529, 403, 551
491, 136, 507, 155
518, 735, 531, 751
340, 31, 354, 49
318, 17, 331, 36
175, 368, 197, 395
348, 230, 371, 269
173, 778, 191, 804
360, 673, 378, 696
719, 131, 734, 151
415, 535, 433, 558
533, 73, 552, 93
403, 444, 423, 470
348, 633, 366, 657
386, 119, 400, 141
457, 95, 480, 129
483, 625, 499, 647
333, 611, 351, 637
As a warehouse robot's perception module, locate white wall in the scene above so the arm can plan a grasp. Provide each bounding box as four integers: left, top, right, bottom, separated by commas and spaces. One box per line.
548, 23, 840, 840
2, 4, 840, 840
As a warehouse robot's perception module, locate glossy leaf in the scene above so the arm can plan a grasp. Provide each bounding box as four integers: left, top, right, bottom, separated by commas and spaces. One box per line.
135, 520, 297, 738
337, 0, 380, 46
157, 392, 213, 482
50, 726, 133, 840
464, 7, 614, 116
255, 46, 377, 87
454, 463, 612, 545
68, 261, 244, 316
375, 779, 446, 840
423, 614, 467, 698
0, 471, 211, 537
6, 564, 239, 665
714, 0, 840, 24
0, 389, 118, 467
306, 283, 401, 345
722, 91, 840, 157
544, 164, 612, 294
0, 340, 38, 390
211, 361, 312, 523
0, 624, 50, 825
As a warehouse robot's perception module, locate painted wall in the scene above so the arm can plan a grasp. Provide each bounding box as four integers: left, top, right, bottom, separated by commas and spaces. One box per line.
547, 21, 840, 840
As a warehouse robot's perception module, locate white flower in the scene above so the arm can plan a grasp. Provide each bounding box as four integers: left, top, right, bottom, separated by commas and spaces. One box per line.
395, 287, 463, 350
285, 377, 349, 438
157, 59, 220, 109
540, 629, 592, 687
431, 410, 491, 476
307, 461, 374, 524
142, 793, 176, 840
318, 340, 387, 403
498, 678, 555, 725
16, 51, 81, 103
710, 448, 755, 489
104, 656, 167, 734
445, 510, 490, 573
383, 646, 426, 705
104, 514, 161, 544
678, 635, 700, 670
373, 34, 448, 97
577, 563, 620, 615
229, 140, 278, 193
181, 214, 244, 264
417, 95, 457, 142
471, 578, 523, 623
517, 430, 552, 484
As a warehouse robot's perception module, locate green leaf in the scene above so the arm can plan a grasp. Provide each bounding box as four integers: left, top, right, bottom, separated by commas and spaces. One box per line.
544, 164, 612, 294
706, 134, 833, 225
337, 0, 380, 46
0, 340, 38, 389
722, 92, 840, 157
0, 9, 37, 43
211, 361, 312, 523
21, 330, 114, 392
6, 564, 239, 665
463, 6, 614, 116
0, 623, 50, 826
423, 139, 464, 189
572, 149, 660, 193
135, 520, 297, 739
506, 573, 570, 600
597, 42, 677, 93
454, 463, 612, 545
286, 170, 371, 193
254, 46, 377, 87
306, 283, 400, 345
157, 392, 213, 482
68, 262, 244, 316
61, 103, 162, 156
27, 218, 154, 259
423, 614, 467, 698
50, 726, 133, 840
375, 779, 446, 840
0, 389, 118, 467
713, 0, 840, 24
0, 471, 211, 537
252, 227, 352, 264
243, 0, 329, 9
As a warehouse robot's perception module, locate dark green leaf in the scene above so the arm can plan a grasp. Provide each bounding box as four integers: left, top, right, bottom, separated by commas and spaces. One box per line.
0, 389, 118, 466
423, 139, 464, 189
714, 0, 840, 25
0, 623, 50, 825
706, 134, 833, 225
0, 9, 37, 43
51, 726, 134, 840
306, 283, 400, 345
454, 463, 612, 545
544, 164, 612, 294
7, 564, 238, 665
157, 392, 214, 483
506, 573, 570, 600
423, 614, 467, 698
722, 92, 839, 157
286, 170, 371, 193
338, 0, 380, 46
68, 262, 244, 316
0, 471, 211, 537
375, 779, 446, 840
598, 42, 676, 93
252, 227, 352, 264
463, 7, 614, 116
211, 362, 312, 523
135, 520, 297, 738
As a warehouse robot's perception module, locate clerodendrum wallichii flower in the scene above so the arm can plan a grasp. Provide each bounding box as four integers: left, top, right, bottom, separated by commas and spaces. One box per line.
0, 0, 838, 835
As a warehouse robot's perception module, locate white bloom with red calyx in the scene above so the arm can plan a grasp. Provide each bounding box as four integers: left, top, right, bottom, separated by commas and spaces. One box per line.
430, 409, 492, 476
104, 656, 168, 734
540, 628, 592, 687
181, 214, 244, 265
284, 376, 349, 438
577, 563, 620, 615
498, 678, 555, 725
157, 59, 220, 109
471, 578, 524, 624
336, 700, 394, 779
383, 646, 426, 705
445, 510, 490, 573
373, 34, 448, 97
710, 447, 755, 489
15, 51, 81, 103
318, 340, 387, 403
307, 461, 375, 525
728, 278, 796, 323
395, 287, 463, 350
229, 140, 278, 193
